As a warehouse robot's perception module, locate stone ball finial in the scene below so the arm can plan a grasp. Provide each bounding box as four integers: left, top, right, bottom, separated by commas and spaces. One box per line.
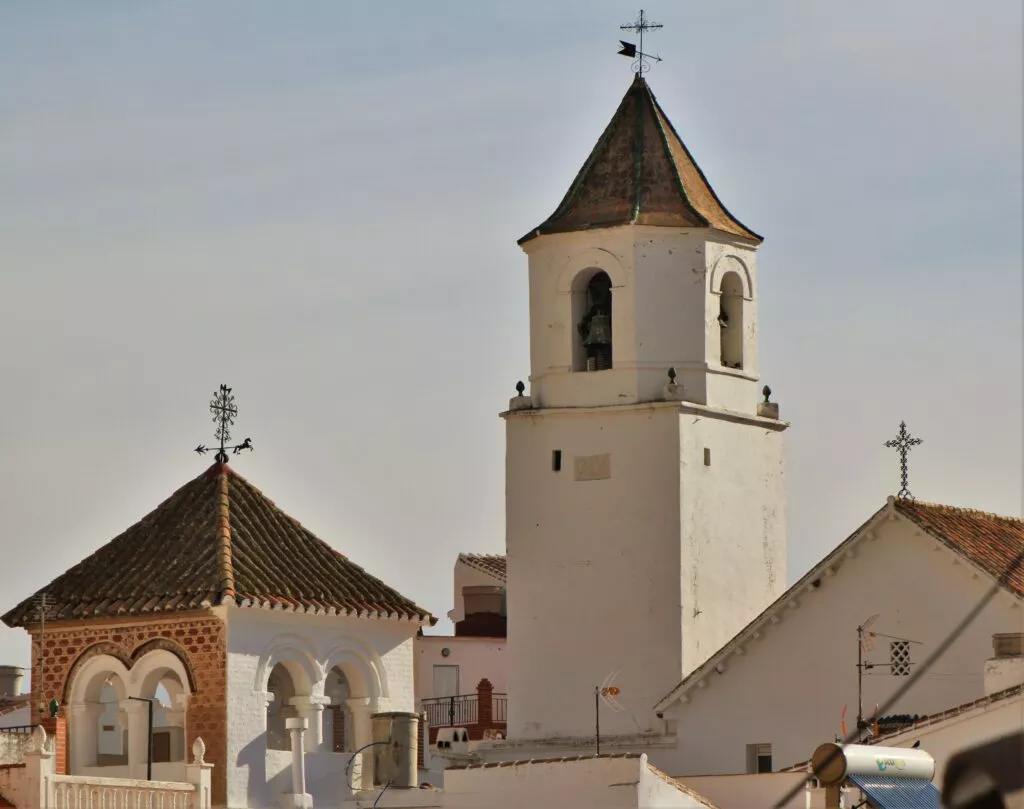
515, 381, 525, 396
668, 367, 677, 384
192, 736, 206, 764
762, 385, 772, 404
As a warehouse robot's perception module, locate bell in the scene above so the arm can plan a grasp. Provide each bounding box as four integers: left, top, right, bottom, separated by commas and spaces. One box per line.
583, 313, 612, 346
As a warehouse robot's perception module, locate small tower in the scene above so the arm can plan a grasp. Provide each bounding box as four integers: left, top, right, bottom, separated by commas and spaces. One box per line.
504, 76, 788, 741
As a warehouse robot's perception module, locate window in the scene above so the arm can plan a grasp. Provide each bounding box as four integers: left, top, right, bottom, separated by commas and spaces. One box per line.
703, 448, 712, 467
552, 450, 562, 472
433, 664, 460, 698
573, 271, 613, 372
890, 641, 911, 676
719, 271, 744, 369
746, 743, 772, 773
324, 667, 353, 753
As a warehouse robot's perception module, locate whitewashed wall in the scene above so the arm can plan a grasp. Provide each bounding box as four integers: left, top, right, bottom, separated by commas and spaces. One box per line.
506, 404, 685, 740
441, 755, 713, 809
520, 226, 761, 413
224, 606, 419, 809
657, 512, 1023, 777
415, 636, 507, 701
884, 691, 1024, 786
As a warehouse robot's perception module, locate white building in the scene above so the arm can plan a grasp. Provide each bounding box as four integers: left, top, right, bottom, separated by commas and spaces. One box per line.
1, 459, 434, 809
504, 72, 787, 746
651, 497, 1024, 777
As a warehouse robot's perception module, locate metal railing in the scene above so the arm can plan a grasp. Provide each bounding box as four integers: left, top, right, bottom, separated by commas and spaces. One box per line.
421, 693, 507, 728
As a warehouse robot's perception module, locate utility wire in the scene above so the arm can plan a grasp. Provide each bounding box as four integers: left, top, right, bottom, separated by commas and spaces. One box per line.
771, 545, 1024, 808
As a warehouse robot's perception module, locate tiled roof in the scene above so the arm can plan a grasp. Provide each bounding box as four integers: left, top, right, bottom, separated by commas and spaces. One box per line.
0, 695, 29, 717
457, 554, 506, 583
519, 75, 761, 245
654, 497, 1023, 712
3, 462, 433, 627
894, 500, 1024, 596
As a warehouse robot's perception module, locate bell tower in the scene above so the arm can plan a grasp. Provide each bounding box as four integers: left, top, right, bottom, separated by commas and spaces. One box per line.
503, 76, 788, 742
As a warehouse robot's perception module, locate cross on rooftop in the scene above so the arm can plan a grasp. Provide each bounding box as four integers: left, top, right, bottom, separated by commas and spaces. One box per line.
884, 420, 922, 500
619, 9, 663, 74
195, 384, 254, 463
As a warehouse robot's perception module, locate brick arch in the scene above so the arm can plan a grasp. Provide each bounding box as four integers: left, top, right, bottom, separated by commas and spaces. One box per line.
61, 643, 132, 703
130, 638, 198, 693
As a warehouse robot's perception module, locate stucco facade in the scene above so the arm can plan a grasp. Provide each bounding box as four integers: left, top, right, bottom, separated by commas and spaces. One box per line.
655, 507, 1023, 777
224, 606, 418, 809
505, 221, 786, 741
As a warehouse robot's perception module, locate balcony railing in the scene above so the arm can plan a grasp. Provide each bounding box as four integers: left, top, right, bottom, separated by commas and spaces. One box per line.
421, 693, 507, 728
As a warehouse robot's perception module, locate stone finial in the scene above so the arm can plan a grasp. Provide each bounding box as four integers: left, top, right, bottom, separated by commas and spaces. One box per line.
192, 736, 206, 764
758, 385, 779, 420
30, 724, 47, 753
515, 381, 525, 396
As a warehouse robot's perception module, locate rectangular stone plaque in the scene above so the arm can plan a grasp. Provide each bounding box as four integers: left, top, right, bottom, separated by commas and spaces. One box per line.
574, 453, 611, 481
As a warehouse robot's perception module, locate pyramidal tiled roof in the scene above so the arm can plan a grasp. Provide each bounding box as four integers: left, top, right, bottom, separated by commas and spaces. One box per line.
2, 462, 433, 627
519, 75, 761, 245
457, 553, 506, 583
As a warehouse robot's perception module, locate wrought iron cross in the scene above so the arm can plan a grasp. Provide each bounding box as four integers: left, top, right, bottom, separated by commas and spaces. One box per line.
619, 9, 663, 74
884, 420, 922, 500
195, 384, 254, 463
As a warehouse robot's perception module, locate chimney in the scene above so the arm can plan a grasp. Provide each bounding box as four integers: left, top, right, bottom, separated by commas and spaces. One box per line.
0, 666, 25, 697
371, 711, 419, 788
983, 633, 1024, 696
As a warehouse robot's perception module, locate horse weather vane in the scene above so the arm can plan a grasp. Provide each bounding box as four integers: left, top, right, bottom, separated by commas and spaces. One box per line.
618, 9, 663, 75
195, 384, 253, 463
884, 421, 922, 500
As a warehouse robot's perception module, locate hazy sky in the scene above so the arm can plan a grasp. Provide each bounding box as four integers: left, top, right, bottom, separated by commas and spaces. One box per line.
1, 2, 1021, 671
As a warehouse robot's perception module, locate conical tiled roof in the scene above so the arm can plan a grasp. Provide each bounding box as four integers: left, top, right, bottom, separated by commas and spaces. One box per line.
2, 463, 433, 627
519, 75, 761, 245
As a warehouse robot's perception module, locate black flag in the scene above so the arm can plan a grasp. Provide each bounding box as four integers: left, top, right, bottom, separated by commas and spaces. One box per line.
618, 40, 636, 58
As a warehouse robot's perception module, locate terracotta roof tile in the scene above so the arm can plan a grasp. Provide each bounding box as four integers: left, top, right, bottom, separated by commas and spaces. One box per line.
519, 75, 761, 245
2, 463, 433, 627
457, 554, 506, 583
894, 500, 1024, 596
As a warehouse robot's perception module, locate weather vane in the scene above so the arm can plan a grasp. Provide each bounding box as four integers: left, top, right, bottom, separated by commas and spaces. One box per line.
884, 420, 922, 500
195, 384, 253, 463
618, 9, 663, 74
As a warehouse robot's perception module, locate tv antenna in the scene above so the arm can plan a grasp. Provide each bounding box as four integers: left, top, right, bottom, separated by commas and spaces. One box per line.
594, 671, 624, 755
856, 614, 921, 736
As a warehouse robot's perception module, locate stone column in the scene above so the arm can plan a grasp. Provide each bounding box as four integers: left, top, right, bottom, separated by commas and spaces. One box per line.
119, 698, 151, 780
67, 702, 103, 774
279, 717, 313, 809
289, 695, 328, 752
345, 698, 376, 790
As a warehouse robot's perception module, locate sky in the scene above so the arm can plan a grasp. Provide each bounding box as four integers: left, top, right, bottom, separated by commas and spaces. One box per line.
0, 2, 1021, 672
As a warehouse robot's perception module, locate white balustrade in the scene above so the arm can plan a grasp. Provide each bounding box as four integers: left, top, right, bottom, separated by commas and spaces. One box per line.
49, 774, 195, 809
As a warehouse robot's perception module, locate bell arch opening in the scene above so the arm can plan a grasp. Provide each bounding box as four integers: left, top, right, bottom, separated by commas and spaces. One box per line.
719, 270, 744, 369
572, 270, 613, 372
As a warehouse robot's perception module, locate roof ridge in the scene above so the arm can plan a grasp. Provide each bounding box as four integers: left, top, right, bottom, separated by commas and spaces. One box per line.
645, 83, 710, 229
215, 464, 236, 602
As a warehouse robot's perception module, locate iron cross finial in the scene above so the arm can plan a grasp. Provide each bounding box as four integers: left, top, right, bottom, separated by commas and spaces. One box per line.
195, 384, 254, 464
884, 420, 922, 500
618, 9, 663, 75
